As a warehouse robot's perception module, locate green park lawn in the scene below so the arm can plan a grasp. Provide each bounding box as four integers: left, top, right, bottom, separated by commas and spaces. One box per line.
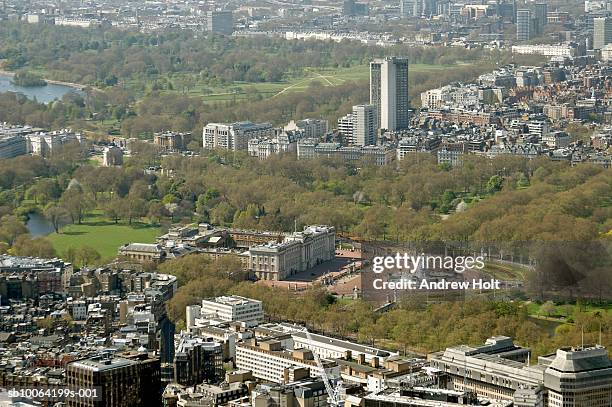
135, 63, 460, 104
47, 213, 161, 261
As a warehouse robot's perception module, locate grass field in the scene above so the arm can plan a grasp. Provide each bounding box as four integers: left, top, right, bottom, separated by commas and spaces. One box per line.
48, 213, 161, 261
134, 63, 459, 104
526, 301, 612, 322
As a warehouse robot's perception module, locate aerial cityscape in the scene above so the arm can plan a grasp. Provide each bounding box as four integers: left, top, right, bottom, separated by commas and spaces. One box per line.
0, 0, 610, 406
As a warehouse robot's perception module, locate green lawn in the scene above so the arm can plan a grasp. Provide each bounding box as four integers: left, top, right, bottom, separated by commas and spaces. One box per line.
526, 301, 612, 320
133, 63, 461, 104
48, 213, 161, 261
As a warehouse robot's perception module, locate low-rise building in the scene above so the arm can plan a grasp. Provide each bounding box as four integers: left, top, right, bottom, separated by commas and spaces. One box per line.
203, 121, 274, 151
236, 339, 339, 384
153, 131, 192, 151
297, 140, 395, 166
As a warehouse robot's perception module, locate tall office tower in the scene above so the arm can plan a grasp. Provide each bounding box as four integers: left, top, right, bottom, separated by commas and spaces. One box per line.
207, 11, 233, 35
422, 0, 438, 16
352, 104, 377, 146
370, 57, 410, 132
343, 0, 356, 15
516, 9, 532, 41
534, 3, 547, 28
593, 17, 612, 50
399, 0, 414, 17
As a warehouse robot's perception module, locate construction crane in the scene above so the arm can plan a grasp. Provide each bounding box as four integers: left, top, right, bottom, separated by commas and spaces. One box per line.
302, 327, 344, 407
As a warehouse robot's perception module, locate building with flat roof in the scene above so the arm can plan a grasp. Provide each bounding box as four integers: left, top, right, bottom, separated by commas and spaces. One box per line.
203, 122, 274, 151
199, 295, 264, 327
429, 337, 612, 406
352, 104, 377, 146
370, 57, 410, 131
174, 334, 223, 386
236, 339, 340, 384
284, 119, 328, 138
291, 330, 394, 363
252, 379, 328, 407
118, 243, 165, 263
153, 131, 192, 151
594, 17, 612, 50
516, 9, 534, 42
207, 11, 233, 35
65, 352, 161, 407
297, 139, 395, 166
541, 345, 612, 407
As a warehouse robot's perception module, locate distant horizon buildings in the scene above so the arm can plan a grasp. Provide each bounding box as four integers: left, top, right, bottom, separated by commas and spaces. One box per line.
370, 57, 410, 132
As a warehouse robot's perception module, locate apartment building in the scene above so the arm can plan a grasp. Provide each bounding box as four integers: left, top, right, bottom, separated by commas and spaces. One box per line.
248, 225, 336, 281
247, 131, 300, 160
370, 57, 410, 131
337, 113, 354, 143
203, 121, 274, 151
352, 104, 377, 146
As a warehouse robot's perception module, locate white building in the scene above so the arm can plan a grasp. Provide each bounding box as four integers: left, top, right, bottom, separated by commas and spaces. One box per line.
185, 304, 201, 331
248, 225, 336, 281
420, 85, 480, 109
26, 129, 84, 157
352, 104, 377, 146
337, 113, 354, 143
511, 44, 577, 58
291, 331, 394, 363
203, 121, 274, 151
542, 131, 570, 148
199, 295, 264, 327
602, 44, 612, 61
284, 119, 328, 138
236, 340, 340, 384
68, 300, 87, 321
247, 130, 301, 160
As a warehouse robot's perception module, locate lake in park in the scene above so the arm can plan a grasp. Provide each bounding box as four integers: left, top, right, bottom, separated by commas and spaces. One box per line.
0, 73, 84, 104
26, 213, 55, 237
